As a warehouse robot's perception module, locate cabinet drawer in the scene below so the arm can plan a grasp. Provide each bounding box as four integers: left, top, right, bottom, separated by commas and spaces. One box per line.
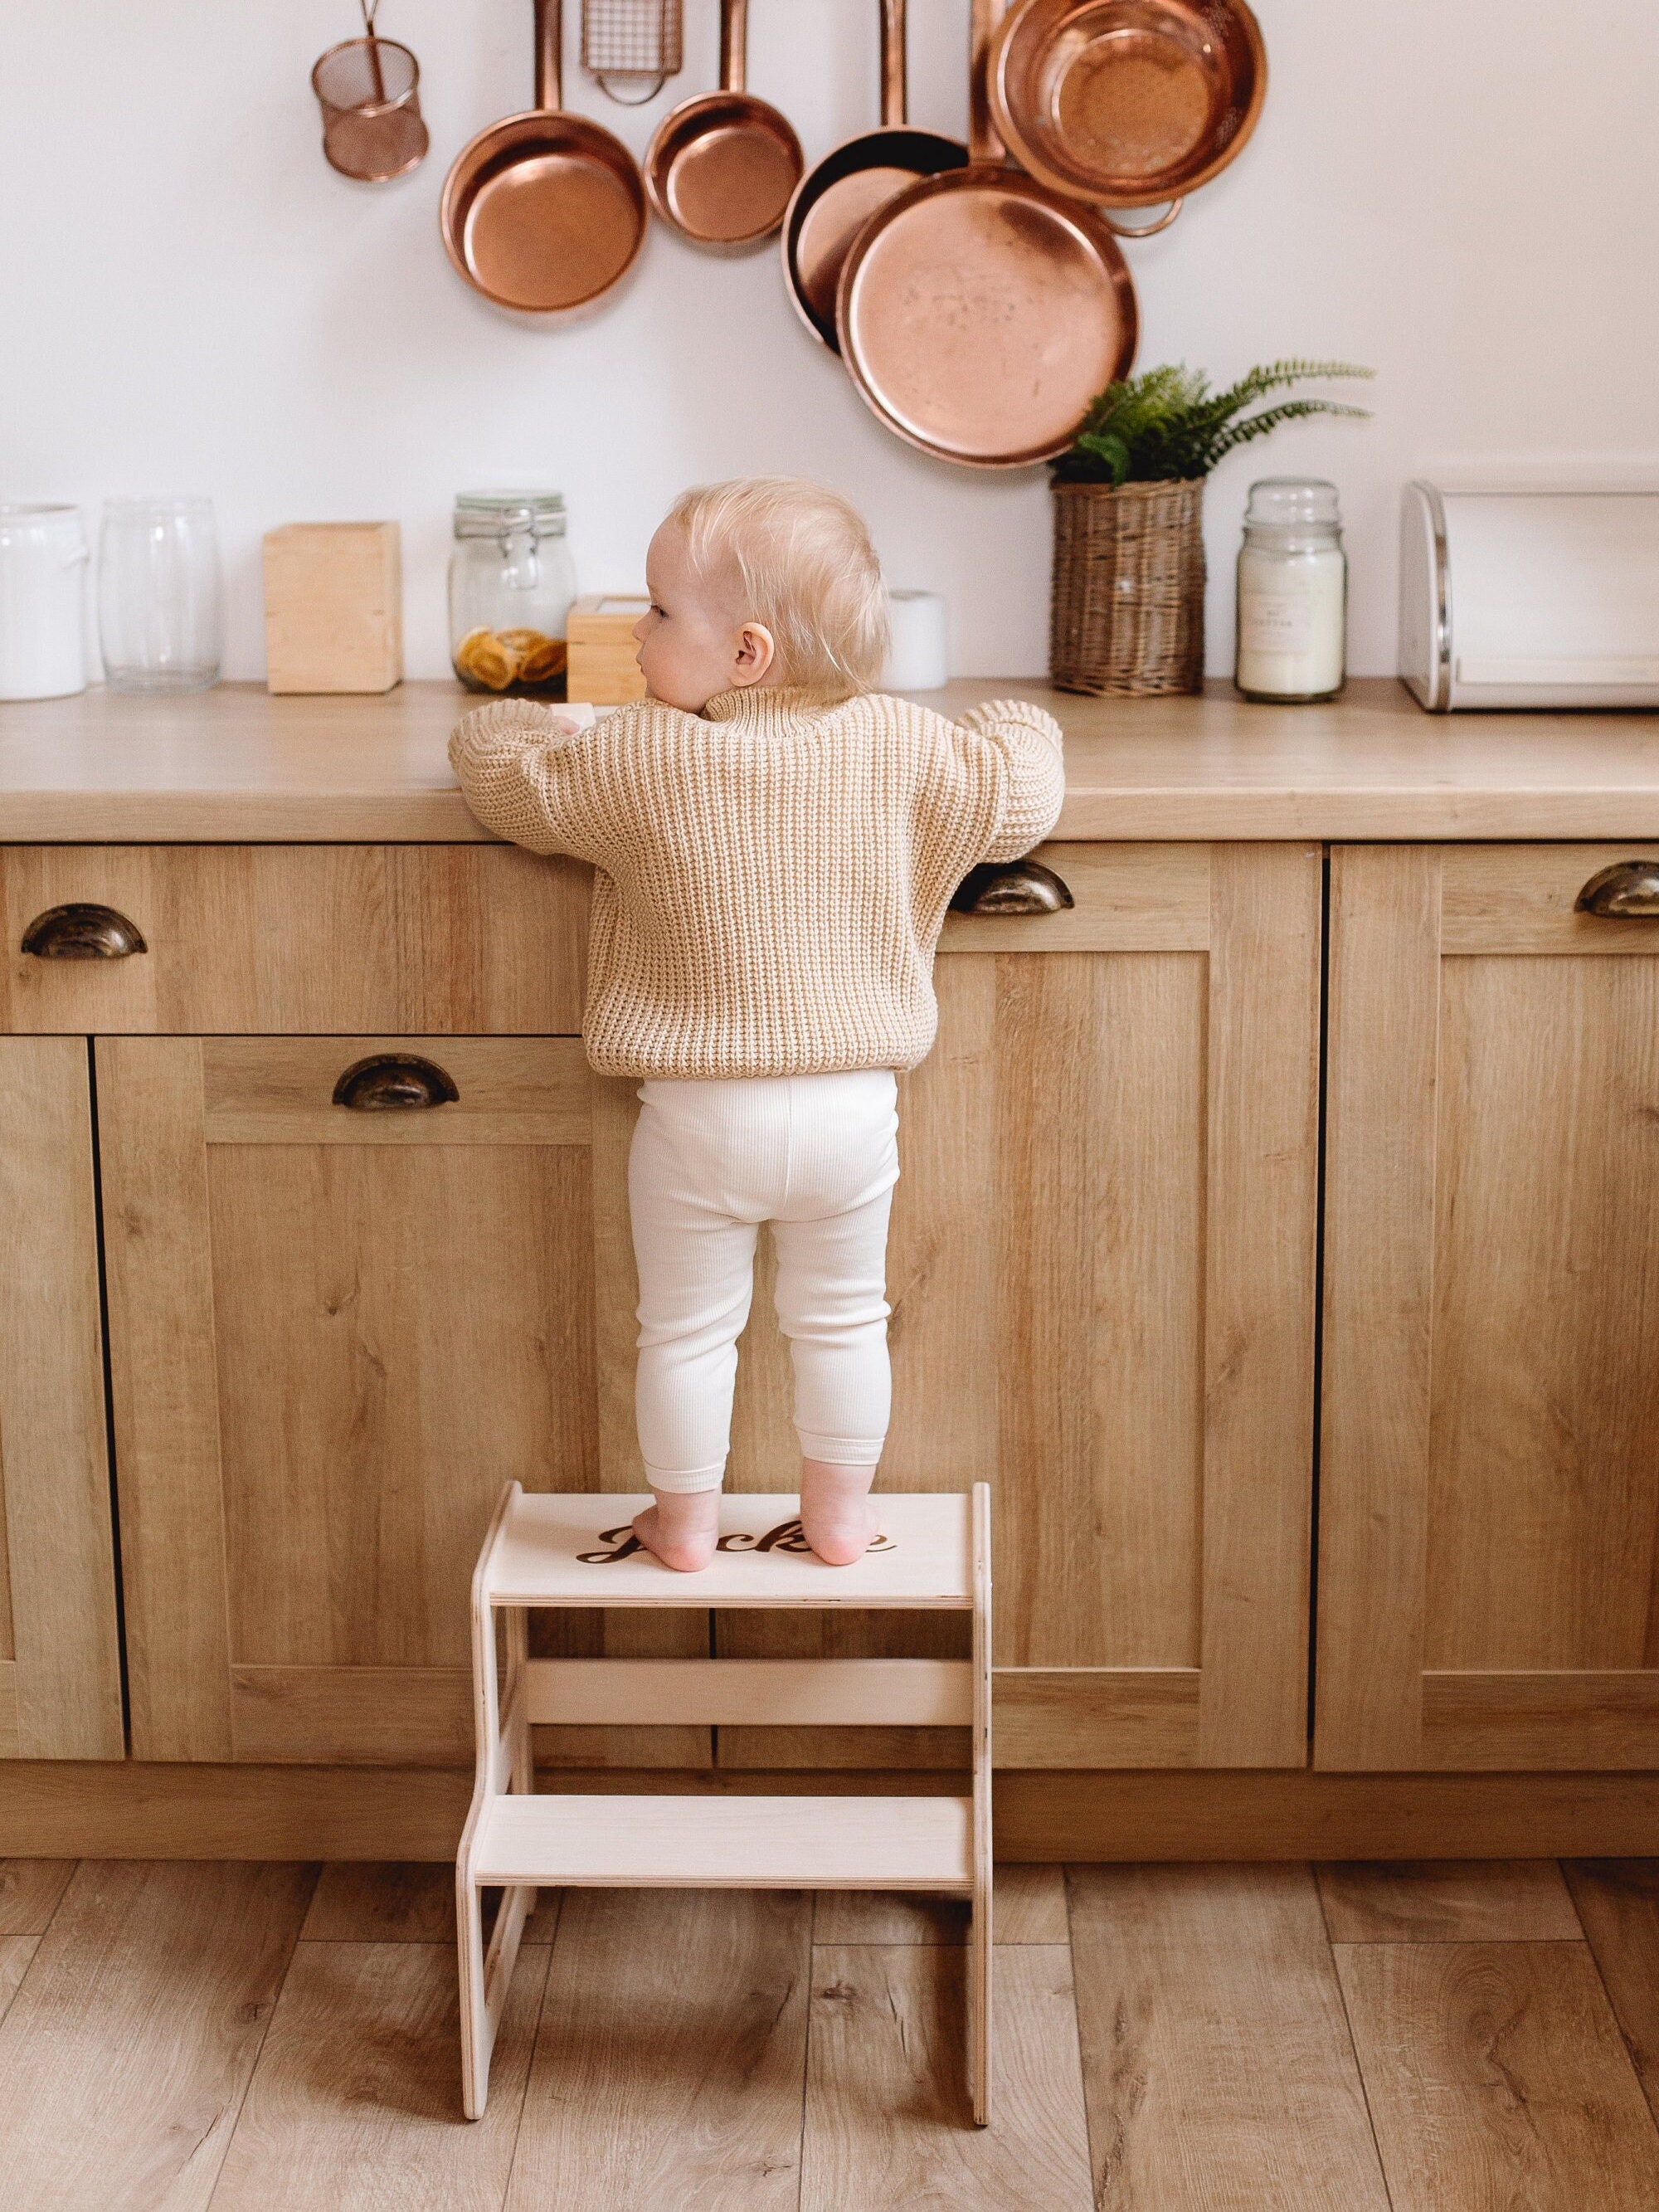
0, 845, 588, 1033
1440, 842, 1659, 953
939, 841, 1214, 953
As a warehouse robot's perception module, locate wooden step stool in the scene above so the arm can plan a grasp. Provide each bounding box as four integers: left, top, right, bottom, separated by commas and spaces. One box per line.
457, 1483, 993, 2124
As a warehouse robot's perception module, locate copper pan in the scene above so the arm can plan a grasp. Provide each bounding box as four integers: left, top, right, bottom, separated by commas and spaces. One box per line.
990, 0, 1265, 216
440, 0, 646, 314
836, 0, 1137, 470
645, 0, 802, 247
781, 0, 966, 350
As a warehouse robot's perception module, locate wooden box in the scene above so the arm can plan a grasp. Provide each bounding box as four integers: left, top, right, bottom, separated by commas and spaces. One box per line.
566, 594, 649, 704
263, 523, 402, 694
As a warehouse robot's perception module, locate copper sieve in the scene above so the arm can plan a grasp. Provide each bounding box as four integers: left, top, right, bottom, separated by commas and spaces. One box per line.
311, 2, 429, 183
988, 0, 1266, 222
645, 0, 803, 247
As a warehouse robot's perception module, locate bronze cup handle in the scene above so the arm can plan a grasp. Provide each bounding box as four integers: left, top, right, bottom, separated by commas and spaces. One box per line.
950, 857, 1075, 915
1574, 861, 1659, 917
20, 903, 148, 959
332, 1053, 460, 1110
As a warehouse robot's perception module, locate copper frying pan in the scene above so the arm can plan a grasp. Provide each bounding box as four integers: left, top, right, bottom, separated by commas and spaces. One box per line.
989, 0, 1265, 217
836, 0, 1137, 470
645, 0, 803, 246
440, 0, 645, 314
781, 0, 966, 351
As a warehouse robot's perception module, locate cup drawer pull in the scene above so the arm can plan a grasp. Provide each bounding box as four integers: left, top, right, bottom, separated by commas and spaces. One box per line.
332, 1054, 460, 1110
1574, 861, 1659, 917
20, 903, 148, 959
949, 858, 1075, 916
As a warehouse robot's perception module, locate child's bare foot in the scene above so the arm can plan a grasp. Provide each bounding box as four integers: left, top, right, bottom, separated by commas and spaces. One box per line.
633, 1490, 718, 1571
799, 1460, 878, 1566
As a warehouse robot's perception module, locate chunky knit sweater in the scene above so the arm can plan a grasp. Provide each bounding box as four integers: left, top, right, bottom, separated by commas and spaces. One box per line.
448, 685, 1065, 1079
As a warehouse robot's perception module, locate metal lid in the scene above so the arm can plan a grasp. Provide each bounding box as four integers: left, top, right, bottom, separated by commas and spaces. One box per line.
455, 491, 567, 539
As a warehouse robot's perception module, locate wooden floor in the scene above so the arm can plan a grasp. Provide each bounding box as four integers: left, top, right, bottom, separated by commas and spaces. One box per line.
3, 1858, 1659, 2209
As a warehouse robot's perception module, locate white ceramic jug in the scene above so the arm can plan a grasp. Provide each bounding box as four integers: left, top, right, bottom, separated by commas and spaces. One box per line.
0, 504, 90, 700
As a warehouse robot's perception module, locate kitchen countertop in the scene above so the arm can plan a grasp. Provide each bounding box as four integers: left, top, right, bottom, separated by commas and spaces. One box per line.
2, 677, 1658, 842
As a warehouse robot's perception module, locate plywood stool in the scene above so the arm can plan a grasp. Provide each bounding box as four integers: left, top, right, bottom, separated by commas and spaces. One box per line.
457, 1484, 993, 2124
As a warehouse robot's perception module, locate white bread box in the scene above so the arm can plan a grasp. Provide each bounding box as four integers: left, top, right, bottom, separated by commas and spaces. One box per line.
1399, 482, 1659, 710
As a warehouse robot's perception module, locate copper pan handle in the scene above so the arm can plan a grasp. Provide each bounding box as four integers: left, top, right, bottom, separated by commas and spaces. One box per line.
534, 0, 561, 113
880, 0, 906, 129
1102, 197, 1183, 239
970, 0, 1009, 167
722, 0, 747, 95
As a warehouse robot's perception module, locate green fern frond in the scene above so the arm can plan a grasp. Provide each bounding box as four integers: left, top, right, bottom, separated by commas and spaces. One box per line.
1050, 360, 1374, 485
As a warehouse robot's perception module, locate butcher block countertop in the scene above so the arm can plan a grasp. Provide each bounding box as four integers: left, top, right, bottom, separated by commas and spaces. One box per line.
2, 677, 1658, 842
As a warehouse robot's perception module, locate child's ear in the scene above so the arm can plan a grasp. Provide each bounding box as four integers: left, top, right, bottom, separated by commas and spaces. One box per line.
732, 621, 776, 686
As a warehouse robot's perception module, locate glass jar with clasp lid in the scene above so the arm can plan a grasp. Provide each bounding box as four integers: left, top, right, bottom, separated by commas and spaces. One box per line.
449, 490, 577, 698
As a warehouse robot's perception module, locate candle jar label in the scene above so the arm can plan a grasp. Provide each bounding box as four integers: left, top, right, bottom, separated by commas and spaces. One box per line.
1240, 590, 1316, 655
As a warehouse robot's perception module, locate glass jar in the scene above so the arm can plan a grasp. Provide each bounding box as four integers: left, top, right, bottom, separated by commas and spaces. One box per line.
0, 504, 89, 700
1234, 478, 1347, 703
449, 491, 577, 697
98, 496, 222, 694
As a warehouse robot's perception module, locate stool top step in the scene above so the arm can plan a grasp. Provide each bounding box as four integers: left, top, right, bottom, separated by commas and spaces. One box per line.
480, 1489, 978, 1608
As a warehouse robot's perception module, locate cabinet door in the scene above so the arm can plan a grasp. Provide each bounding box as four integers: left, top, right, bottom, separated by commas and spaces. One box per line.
607, 844, 1322, 1771
1320, 845, 1659, 1769
96, 1035, 701, 1766
0, 1038, 124, 1757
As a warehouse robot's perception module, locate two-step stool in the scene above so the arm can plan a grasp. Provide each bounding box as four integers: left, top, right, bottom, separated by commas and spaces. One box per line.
457, 1483, 993, 2124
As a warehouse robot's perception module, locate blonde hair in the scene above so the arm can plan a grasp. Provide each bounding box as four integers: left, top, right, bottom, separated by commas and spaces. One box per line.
667, 477, 888, 700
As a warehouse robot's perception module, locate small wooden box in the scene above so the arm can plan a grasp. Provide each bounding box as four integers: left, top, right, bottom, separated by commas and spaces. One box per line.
263, 522, 403, 694
566, 594, 649, 704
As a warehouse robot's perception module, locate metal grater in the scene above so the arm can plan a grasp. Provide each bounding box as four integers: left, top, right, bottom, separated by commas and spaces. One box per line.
581, 0, 683, 101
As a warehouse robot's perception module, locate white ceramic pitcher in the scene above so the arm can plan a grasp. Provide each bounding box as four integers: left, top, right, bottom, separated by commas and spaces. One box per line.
0, 504, 90, 700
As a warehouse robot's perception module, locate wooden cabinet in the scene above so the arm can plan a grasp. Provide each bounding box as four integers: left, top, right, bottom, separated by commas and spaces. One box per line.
95, 1035, 611, 1764
0, 1039, 123, 1758
684, 844, 1325, 1771
1318, 845, 1659, 1770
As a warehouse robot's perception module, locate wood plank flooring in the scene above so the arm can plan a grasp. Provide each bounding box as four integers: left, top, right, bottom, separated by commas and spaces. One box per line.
0, 1856, 1657, 2209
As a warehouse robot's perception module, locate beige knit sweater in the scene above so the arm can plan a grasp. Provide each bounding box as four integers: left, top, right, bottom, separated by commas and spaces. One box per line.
448, 685, 1065, 1079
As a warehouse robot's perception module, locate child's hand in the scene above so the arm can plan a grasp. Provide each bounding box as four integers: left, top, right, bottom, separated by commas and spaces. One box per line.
547, 701, 601, 739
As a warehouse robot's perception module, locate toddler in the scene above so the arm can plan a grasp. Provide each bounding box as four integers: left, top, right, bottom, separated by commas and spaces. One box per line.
450, 478, 1063, 1571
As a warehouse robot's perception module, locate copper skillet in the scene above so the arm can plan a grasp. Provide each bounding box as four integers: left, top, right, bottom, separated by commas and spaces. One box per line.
440, 0, 645, 314
836, 0, 1137, 470
781, 0, 966, 351
645, 0, 802, 247
989, 0, 1266, 222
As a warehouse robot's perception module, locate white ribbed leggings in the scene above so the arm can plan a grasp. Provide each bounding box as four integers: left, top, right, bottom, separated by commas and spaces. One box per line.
629, 1069, 899, 1493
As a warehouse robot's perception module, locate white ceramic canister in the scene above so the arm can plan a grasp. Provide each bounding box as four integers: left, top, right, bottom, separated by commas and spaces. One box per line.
1234, 478, 1347, 702
0, 504, 90, 700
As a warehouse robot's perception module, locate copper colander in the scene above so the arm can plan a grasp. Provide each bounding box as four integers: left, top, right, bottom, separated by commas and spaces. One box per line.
312, 2, 429, 183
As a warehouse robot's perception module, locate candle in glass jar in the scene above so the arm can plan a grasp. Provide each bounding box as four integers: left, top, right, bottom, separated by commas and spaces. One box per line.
1234, 478, 1347, 701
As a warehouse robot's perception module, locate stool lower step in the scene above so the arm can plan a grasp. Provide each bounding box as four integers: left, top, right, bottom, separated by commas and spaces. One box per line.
471, 1792, 973, 1892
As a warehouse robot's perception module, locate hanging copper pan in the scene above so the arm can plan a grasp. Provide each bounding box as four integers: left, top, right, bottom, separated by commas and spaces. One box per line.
836, 0, 1137, 470
645, 0, 802, 246
440, 0, 646, 314
989, 0, 1265, 217
782, 0, 966, 350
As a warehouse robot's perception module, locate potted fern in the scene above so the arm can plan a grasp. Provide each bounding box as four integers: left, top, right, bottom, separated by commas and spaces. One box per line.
1048, 361, 1372, 696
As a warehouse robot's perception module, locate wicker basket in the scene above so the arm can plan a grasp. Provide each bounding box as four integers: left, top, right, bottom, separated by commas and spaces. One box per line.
1049, 478, 1207, 696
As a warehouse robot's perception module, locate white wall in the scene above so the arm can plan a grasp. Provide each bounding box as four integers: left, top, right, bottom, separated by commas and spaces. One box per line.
3, 1, 1656, 681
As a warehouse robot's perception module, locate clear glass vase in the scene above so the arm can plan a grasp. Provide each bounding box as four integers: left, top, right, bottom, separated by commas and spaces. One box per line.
99, 497, 223, 694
